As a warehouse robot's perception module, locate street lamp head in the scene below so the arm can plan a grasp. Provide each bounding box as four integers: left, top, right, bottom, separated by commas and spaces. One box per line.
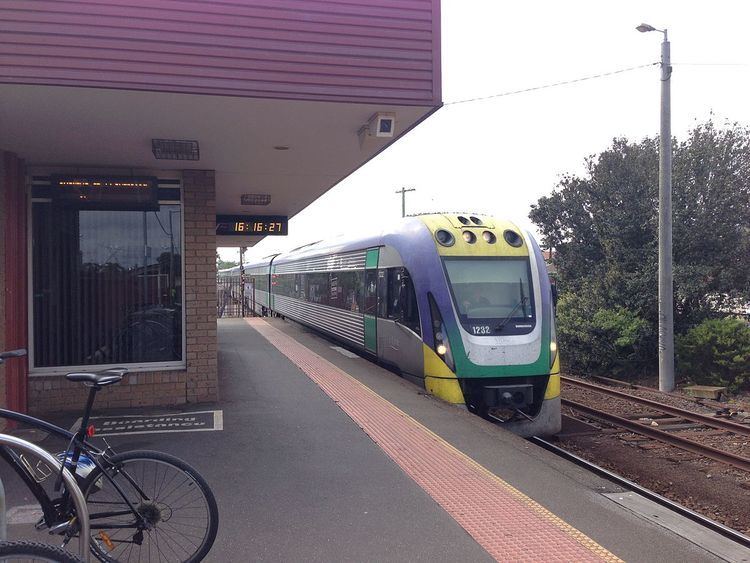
636, 23, 656, 33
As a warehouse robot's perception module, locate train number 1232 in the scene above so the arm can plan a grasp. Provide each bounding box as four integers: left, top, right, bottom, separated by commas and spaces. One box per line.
471, 325, 491, 335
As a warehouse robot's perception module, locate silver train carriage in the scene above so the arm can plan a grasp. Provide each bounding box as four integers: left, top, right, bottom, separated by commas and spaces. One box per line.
221, 213, 561, 436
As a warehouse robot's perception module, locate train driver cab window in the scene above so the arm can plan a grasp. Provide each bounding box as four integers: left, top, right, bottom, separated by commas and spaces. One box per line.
386, 268, 420, 335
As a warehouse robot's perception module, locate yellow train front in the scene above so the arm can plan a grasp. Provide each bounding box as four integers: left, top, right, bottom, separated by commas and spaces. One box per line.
413, 214, 561, 437
248, 213, 561, 437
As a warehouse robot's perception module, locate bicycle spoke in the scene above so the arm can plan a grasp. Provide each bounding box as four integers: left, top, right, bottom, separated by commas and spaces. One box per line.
84, 453, 215, 562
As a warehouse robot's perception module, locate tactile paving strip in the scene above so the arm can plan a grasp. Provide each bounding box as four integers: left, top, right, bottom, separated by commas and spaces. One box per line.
247, 318, 622, 562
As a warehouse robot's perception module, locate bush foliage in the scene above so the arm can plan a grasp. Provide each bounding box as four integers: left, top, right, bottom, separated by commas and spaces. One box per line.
531, 120, 750, 380
556, 292, 654, 378
676, 318, 750, 392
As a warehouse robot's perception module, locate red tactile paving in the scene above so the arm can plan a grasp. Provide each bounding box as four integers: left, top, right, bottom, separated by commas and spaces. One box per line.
247, 318, 622, 562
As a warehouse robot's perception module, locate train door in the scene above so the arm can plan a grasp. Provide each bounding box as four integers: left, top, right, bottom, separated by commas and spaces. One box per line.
363, 248, 379, 353
376, 267, 424, 378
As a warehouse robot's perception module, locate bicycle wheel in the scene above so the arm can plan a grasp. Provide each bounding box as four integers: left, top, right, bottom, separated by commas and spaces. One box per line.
81, 450, 218, 563
0, 540, 82, 562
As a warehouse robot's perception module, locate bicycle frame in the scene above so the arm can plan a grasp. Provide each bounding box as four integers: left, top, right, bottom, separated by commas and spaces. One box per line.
0, 407, 150, 535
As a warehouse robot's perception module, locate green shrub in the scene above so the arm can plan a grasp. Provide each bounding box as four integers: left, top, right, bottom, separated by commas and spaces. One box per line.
676, 317, 750, 392
556, 292, 654, 377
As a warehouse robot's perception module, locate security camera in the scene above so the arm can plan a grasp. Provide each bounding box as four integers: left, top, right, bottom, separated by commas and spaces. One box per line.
367, 112, 396, 138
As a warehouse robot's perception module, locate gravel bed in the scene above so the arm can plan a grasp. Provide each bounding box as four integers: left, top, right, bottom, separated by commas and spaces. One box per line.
586, 375, 750, 419
559, 432, 750, 534
562, 383, 750, 458
558, 379, 750, 535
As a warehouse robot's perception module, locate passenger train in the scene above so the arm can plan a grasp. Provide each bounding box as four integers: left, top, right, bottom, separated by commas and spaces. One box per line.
218, 213, 561, 436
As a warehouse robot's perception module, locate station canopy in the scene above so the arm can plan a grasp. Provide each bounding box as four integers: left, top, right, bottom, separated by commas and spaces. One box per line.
0, 84, 436, 246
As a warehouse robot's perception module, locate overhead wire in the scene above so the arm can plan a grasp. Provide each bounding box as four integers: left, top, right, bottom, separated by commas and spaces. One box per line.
444, 62, 659, 106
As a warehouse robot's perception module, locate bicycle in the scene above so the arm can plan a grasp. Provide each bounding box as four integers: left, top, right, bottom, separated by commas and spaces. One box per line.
0, 540, 83, 562
0, 350, 219, 562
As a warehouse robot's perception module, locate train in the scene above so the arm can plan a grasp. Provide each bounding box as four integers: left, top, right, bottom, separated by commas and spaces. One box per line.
218, 213, 561, 436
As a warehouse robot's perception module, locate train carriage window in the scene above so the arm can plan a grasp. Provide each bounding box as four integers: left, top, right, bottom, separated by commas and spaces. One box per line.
364, 270, 377, 315
329, 273, 340, 308
295, 273, 305, 300
377, 270, 387, 317
307, 272, 329, 305
329, 271, 363, 312
387, 269, 403, 319
386, 268, 420, 335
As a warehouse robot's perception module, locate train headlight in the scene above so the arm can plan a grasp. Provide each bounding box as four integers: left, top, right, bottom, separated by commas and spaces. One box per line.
550, 321, 559, 369
462, 231, 477, 244
503, 229, 523, 247
429, 293, 455, 371
435, 229, 455, 247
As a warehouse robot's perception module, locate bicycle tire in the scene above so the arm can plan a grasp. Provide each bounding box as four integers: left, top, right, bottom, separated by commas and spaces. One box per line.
81, 450, 218, 563
0, 540, 83, 562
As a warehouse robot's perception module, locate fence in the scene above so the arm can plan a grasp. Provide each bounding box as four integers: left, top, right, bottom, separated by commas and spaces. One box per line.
217, 272, 248, 318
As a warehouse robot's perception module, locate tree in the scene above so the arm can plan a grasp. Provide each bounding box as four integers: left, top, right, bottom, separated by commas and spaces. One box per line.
216, 251, 239, 271
530, 120, 750, 375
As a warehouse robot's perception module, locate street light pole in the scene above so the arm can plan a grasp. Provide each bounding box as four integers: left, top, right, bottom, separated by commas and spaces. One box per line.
638, 23, 674, 392
395, 187, 416, 217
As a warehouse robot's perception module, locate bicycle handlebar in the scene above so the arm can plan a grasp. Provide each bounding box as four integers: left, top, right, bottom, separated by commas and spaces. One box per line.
0, 349, 27, 364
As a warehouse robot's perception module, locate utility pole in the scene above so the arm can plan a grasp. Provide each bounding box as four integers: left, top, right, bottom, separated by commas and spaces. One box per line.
637, 23, 674, 392
395, 187, 416, 217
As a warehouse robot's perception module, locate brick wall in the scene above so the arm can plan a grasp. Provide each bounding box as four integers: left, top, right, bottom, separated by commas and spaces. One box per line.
28, 169, 219, 413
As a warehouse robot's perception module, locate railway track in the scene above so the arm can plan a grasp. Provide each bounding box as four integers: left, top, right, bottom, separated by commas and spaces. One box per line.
529, 436, 750, 550
560, 376, 750, 473
562, 376, 750, 436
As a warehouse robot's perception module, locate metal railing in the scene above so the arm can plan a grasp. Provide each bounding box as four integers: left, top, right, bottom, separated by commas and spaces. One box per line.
0, 433, 90, 561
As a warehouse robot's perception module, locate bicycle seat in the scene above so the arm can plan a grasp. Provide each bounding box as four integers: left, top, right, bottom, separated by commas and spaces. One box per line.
65, 368, 127, 387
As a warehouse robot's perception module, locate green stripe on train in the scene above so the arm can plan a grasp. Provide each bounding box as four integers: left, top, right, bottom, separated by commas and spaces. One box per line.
364, 315, 377, 352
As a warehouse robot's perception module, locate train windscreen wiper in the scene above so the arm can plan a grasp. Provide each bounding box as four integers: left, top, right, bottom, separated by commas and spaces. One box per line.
494, 296, 528, 332
495, 278, 528, 332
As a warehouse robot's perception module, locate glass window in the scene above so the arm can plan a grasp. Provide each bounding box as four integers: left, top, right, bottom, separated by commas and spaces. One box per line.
307, 272, 329, 305
329, 272, 341, 308
377, 270, 388, 318
32, 203, 182, 367
385, 268, 420, 335
327, 271, 363, 312
443, 258, 535, 335
364, 270, 377, 315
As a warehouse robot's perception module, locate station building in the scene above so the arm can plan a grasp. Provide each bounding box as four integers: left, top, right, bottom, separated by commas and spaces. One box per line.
0, 0, 442, 414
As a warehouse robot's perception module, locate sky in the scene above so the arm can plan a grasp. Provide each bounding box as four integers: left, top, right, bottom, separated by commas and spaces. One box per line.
220, 0, 750, 264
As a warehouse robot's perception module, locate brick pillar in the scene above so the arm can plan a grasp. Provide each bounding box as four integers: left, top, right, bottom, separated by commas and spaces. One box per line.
1, 151, 28, 415
0, 154, 6, 413
182, 170, 218, 403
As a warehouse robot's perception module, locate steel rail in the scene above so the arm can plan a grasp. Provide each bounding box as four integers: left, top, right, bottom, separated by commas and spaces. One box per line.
562, 376, 750, 436
562, 398, 750, 472
529, 436, 750, 549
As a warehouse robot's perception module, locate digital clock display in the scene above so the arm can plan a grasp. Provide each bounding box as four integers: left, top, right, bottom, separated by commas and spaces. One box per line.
215, 215, 288, 236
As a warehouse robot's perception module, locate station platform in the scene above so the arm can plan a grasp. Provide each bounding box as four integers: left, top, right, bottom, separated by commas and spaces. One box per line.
3, 318, 749, 561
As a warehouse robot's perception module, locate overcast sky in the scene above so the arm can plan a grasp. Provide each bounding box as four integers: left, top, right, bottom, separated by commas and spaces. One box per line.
220, 0, 750, 264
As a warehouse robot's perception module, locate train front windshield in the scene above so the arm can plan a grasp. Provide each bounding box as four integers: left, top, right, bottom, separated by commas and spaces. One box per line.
443, 258, 535, 335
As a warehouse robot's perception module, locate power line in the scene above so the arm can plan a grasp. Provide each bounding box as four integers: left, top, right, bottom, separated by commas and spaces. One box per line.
673, 62, 750, 67
444, 62, 659, 106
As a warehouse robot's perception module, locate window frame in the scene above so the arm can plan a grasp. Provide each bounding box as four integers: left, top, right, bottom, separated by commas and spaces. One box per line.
441, 256, 536, 336
27, 176, 187, 376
